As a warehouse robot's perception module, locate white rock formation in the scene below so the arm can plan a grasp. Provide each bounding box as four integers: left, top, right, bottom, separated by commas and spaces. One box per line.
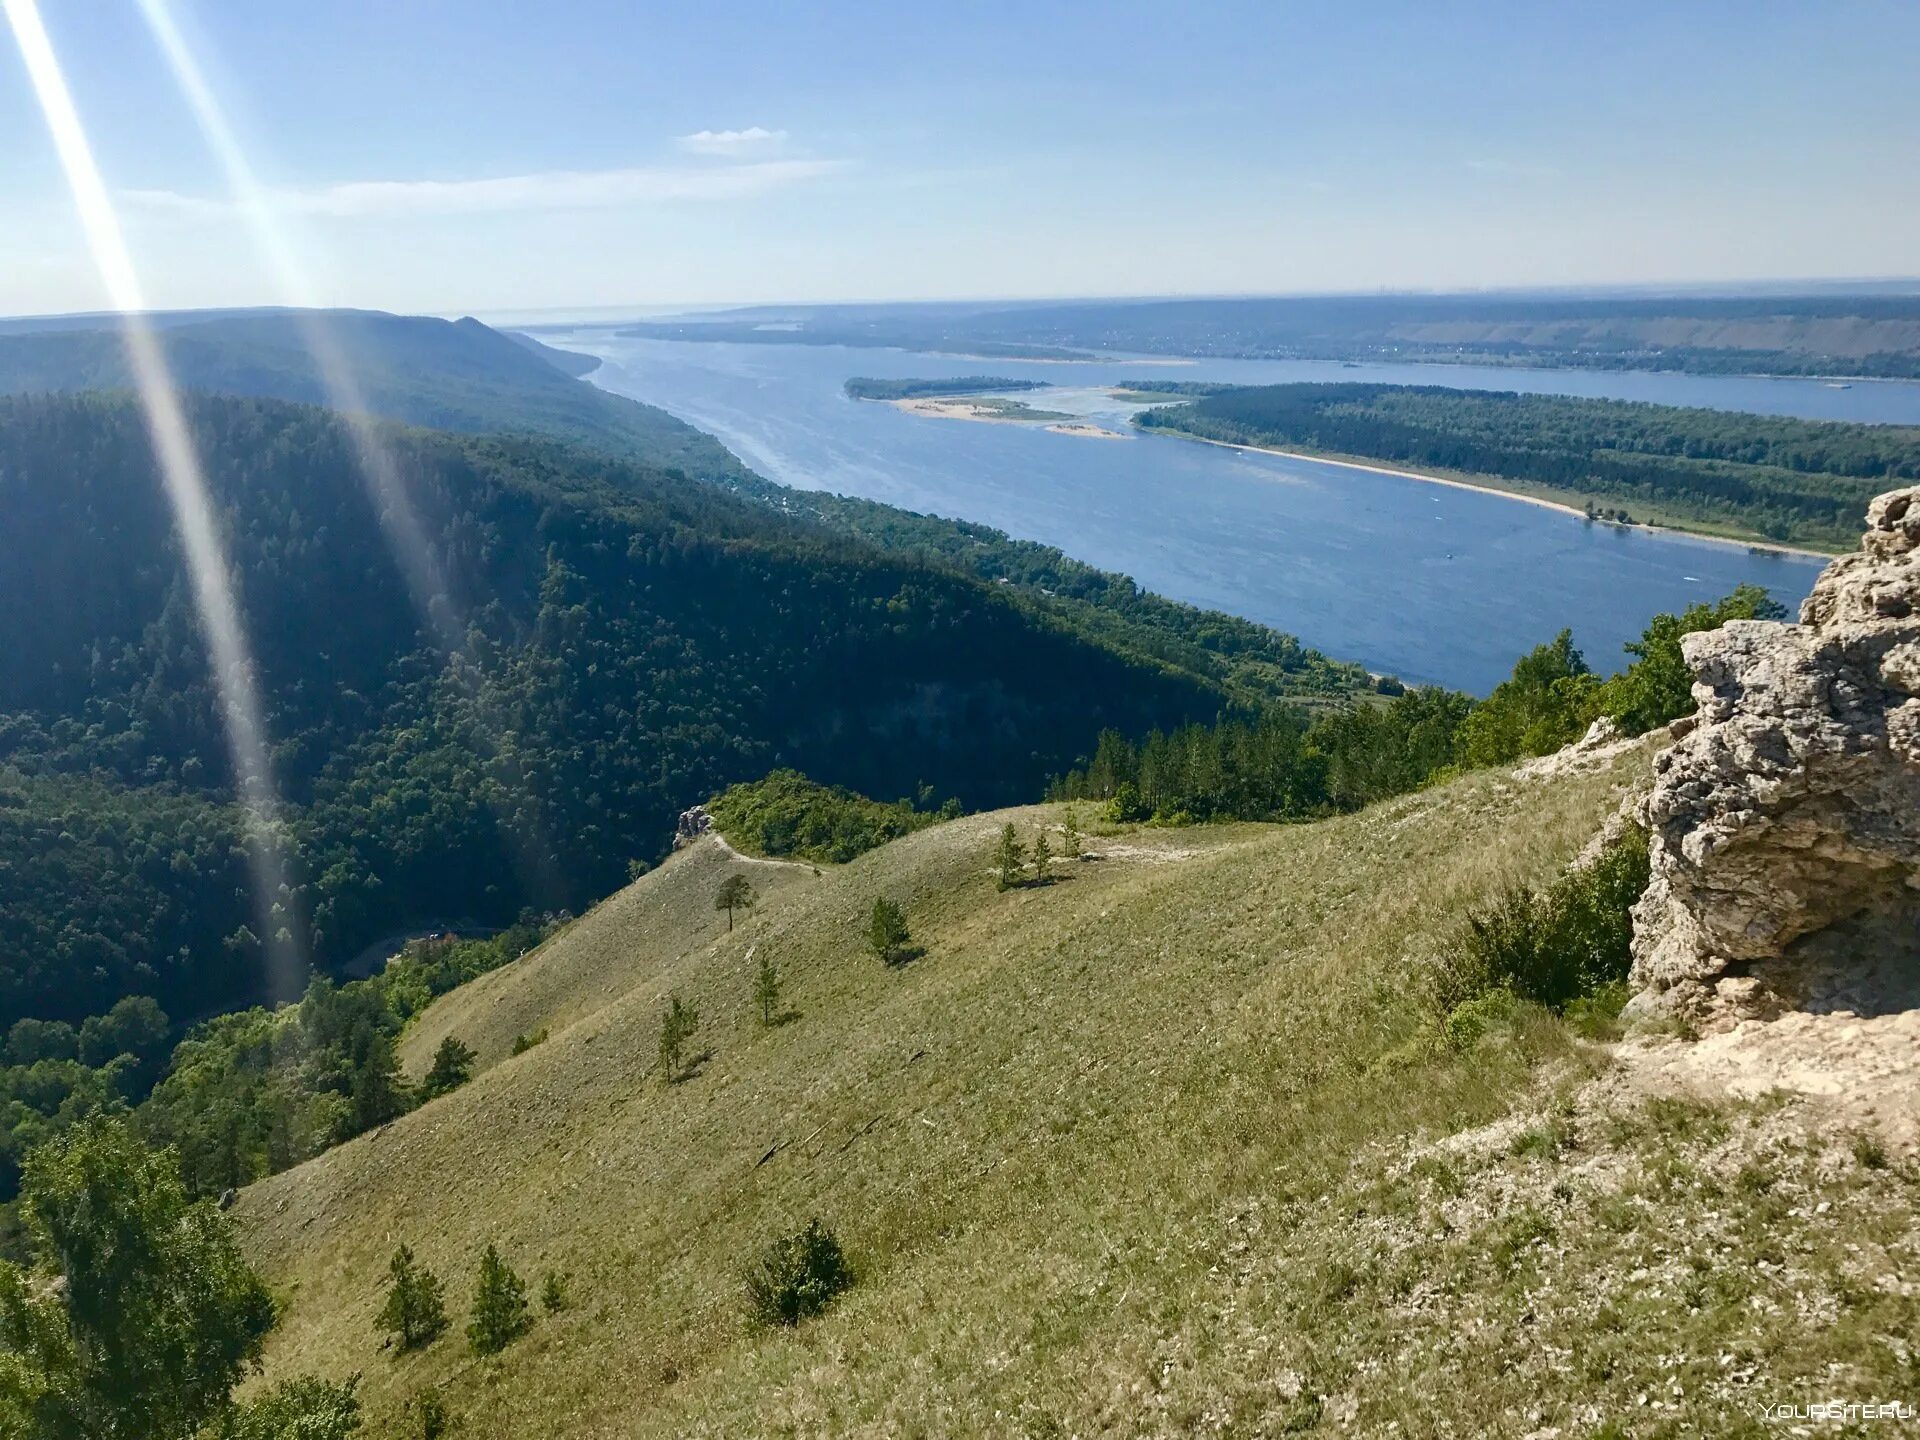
1629, 487, 1920, 1024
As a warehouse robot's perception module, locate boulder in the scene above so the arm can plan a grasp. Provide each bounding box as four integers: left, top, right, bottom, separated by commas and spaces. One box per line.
1629, 487, 1920, 1024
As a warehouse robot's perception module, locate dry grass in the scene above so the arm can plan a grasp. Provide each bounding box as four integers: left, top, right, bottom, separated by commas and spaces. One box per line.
237, 745, 1916, 1435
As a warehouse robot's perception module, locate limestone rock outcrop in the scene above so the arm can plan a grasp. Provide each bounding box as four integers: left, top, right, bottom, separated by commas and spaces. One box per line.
1629, 487, 1920, 1024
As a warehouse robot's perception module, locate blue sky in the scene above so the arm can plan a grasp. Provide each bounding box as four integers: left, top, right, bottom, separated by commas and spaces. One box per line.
3, 0, 1916, 317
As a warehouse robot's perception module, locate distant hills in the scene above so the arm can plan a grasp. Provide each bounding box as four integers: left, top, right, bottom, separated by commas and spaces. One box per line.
610, 291, 1920, 377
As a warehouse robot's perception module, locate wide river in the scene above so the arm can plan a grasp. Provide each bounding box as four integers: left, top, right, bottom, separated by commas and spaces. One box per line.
549, 333, 1920, 692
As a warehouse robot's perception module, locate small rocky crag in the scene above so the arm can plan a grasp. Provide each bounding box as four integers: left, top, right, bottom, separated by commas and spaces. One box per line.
1630, 486, 1920, 1027
674, 804, 714, 849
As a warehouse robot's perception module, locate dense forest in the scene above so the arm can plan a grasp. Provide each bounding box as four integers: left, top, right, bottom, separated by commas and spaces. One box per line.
1052, 586, 1780, 823
1136, 383, 1919, 547
843, 377, 1049, 400
706, 769, 944, 864
604, 293, 1920, 377
0, 390, 1284, 1031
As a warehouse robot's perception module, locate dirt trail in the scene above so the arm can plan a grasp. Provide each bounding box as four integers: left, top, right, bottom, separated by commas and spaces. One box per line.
702, 831, 817, 870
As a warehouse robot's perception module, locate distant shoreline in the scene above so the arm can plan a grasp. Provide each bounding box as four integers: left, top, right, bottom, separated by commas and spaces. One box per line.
1142, 428, 1836, 560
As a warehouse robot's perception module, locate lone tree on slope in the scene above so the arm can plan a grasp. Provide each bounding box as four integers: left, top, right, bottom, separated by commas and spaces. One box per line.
658, 995, 700, 1082
420, 1036, 476, 1099
751, 948, 782, 1027
715, 874, 757, 931
994, 823, 1026, 892
376, 1242, 448, 1351
466, 1244, 531, 1355
867, 897, 911, 966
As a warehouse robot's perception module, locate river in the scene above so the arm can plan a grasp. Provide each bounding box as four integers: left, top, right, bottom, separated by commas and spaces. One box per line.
546, 333, 1914, 692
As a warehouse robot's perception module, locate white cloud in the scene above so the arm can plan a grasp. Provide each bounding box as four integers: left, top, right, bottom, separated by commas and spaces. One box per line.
675, 126, 788, 157
123, 157, 844, 220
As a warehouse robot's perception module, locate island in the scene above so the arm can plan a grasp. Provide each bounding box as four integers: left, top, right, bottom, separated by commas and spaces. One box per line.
845, 375, 1123, 438
843, 376, 1051, 400
1132, 382, 1920, 552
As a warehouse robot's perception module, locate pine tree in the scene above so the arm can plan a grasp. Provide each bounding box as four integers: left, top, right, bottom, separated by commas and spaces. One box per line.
420, 1035, 476, 1099
715, 874, 757, 931
1061, 807, 1083, 859
867, 897, 911, 966
993, 823, 1026, 891
1032, 829, 1052, 883
351, 1032, 410, 1132
376, 1242, 448, 1351
466, 1244, 531, 1355
658, 995, 699, 1081
541, 1270, 569, 1314
751, 947, 781, 1027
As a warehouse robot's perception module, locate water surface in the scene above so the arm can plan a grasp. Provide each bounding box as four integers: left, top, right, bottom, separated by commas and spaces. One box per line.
554, 334, 1876, 692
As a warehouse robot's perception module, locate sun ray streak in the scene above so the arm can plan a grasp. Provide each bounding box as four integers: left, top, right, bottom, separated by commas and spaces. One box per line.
3, 0, 304, 998
133, 0, 464, 653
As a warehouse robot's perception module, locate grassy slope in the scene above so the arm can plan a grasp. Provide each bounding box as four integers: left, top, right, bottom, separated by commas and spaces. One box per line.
236, 744, 1916, 1435
395, 840, 813, 1080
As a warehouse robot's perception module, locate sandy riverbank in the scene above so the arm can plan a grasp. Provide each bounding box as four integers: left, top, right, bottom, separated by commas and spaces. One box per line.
885, 397, 1126, 439
1150, 430, 1835, 560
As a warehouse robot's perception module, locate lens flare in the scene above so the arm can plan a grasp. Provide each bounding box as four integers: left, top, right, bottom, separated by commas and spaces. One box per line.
3, 0, 303, 997
133, 0, 463, 652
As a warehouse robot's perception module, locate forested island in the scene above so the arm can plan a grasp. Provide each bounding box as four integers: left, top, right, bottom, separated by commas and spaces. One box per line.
1136, 382, 1920, 549
844, 376, 1049, 400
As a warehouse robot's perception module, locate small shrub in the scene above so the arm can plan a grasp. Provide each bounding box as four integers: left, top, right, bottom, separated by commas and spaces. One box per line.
1432, 830, 1649, 1016
377, 1243, 448, 1351
467, 1244, 531, 1355
406, 1391, 453, 1440
744, 1218, 854, 1328
541, 1269, 570, 1314
1441, 989, 1520, 1051
509, 1029, 547, 1056
1061, 808, 1082, 859
1852, 1131, 1889, 1170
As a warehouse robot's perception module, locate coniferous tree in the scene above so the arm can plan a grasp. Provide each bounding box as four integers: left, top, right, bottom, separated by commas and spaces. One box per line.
1061, 807, 1083, 859
377, 1243, 448, 1351
1032, 830, 1052, 883
420, 1036, 476, 1099
714, 875, 757, 931
466, 1244, 531, 1355
866, 898, 911, 966
350, 1032, 410, 1133
658, 996, 699, 1082
994, 823, 1026, 892
541, 1270, 569, 1314
751, 948, 782, 1027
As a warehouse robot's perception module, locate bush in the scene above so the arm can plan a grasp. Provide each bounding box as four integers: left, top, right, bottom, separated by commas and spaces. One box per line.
220, 1376, 362, 1439
510, 1029, 547, 1056
743, 1219, 853, 1328
1432, 829, 1650, 1016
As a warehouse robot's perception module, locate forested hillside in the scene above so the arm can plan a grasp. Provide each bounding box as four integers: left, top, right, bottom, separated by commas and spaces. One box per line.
1139, 382, 1920, 547
0, 390, 1252, 1029
0, 315, 1364, 705
0, 310, 747, 481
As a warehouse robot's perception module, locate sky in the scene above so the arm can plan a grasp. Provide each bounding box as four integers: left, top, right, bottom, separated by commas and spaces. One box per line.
3, 0, 1917, 318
